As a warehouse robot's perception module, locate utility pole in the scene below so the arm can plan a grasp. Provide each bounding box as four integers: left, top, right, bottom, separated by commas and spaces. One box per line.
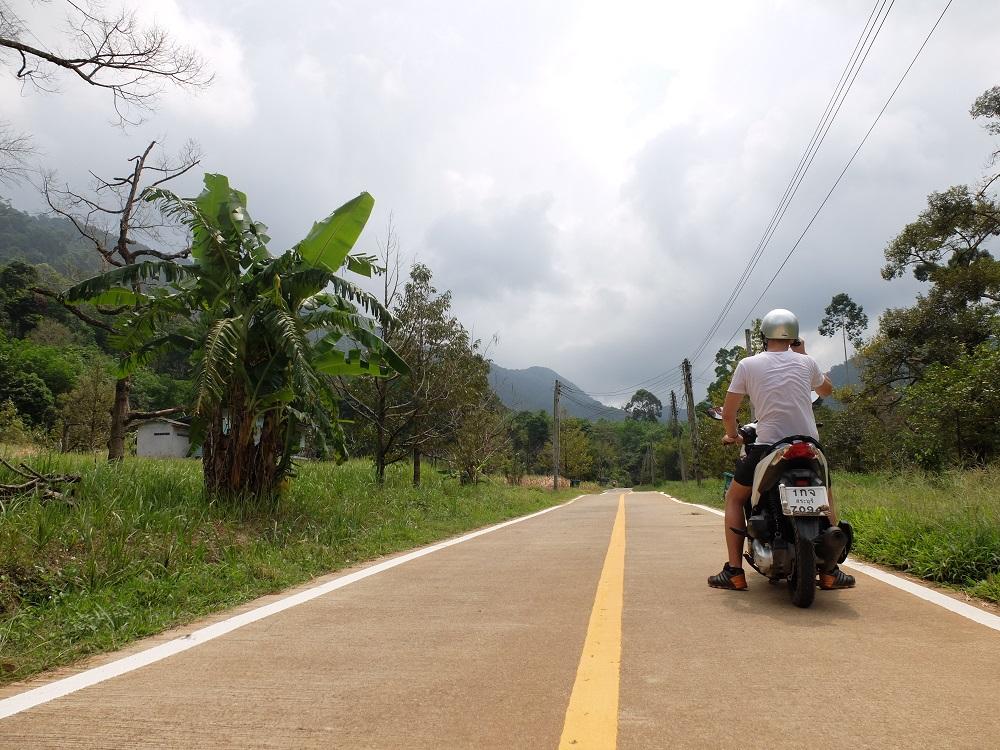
552, 379, 561, 491
651, 445, 656, 486
670, 390, 687, 482
682, 359, 701, 486
744, 328, 755, 420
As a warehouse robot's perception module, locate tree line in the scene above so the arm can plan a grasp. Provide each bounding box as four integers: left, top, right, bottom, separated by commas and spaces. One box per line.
4, 80, 997, 493
2, 5, 998, 494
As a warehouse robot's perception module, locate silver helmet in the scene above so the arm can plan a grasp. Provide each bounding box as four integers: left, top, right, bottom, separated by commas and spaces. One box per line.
760, 308, 799, 340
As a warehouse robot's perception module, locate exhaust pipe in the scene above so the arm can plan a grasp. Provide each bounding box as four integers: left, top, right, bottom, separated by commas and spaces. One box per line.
816, 526, 847, 573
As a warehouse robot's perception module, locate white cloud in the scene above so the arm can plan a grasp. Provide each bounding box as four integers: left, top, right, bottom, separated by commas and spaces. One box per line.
4, 0, 1000, 402
425, 194, 560, 300
135, 1, 256, 128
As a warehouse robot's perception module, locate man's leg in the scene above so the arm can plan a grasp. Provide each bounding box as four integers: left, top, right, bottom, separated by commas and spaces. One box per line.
708, 479, 753, 590
724, 480, 752, 568
820, 487, 857, 589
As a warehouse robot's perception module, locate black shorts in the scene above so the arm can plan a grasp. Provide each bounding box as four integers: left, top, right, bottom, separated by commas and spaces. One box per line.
732, 443, 832, 487
733, 445, 770, 487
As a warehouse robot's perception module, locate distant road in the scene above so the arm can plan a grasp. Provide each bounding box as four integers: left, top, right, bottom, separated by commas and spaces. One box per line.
2, 491, 998, 748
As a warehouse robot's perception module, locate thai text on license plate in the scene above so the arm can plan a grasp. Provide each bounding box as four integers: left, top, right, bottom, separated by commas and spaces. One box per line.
778, 485, 830, 516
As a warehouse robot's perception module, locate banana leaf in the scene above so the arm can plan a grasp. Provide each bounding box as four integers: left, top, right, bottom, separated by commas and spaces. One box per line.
296, 193, 374, 273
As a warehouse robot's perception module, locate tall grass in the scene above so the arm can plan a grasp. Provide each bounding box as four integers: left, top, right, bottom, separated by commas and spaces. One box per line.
836, 469, 1000, 602
659, 469, 1000, 604
0, 453, 579, 685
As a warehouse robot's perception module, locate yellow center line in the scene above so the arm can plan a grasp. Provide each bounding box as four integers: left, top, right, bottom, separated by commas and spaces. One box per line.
559, 493, 626, 750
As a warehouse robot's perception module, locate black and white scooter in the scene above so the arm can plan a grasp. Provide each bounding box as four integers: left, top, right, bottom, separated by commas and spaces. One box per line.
706, 400, 852, 608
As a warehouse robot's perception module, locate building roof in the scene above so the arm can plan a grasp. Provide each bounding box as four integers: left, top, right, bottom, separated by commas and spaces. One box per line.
140, 418, 190, 429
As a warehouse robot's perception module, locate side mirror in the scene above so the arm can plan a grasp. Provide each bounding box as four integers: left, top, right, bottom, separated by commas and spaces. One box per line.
705, 406, 724, 421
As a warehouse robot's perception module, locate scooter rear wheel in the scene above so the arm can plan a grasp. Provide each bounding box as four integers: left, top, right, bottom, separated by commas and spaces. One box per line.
789, 532, 816, 608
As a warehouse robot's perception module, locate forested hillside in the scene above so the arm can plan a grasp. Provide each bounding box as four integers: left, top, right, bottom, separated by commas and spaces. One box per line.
489, 364, 627, 421
0, 201, 104, 278
827, 356, 862, 389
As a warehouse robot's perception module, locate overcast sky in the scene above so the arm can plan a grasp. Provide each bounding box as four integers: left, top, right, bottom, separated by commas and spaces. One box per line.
3, 0, 999, 405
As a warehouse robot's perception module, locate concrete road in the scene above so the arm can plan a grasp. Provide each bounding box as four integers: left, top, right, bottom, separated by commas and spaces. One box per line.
2, 491, 998, 749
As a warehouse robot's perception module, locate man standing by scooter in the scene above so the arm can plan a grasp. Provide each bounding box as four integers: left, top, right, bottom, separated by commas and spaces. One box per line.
707, 308, 855, 591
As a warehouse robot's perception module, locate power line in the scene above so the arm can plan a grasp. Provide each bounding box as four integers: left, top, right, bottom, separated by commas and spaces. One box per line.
719, 0, 954, 350
562, 375, 685, 422
562, 374, 685, 409
640, 373, 687, 394
562, 364, 683, 398
542, 0, 947, 407
559, 391, 608, 412
560, 391, 626, 420
560, 389, 613, 408
689, 0, 891, 363
688, 0, 894, 365
561, 385, 674, 420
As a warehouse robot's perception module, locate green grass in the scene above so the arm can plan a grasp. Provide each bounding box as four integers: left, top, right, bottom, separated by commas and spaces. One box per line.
0, 453, 580, 685
835, 470, 1000, 603
657, 469, 1000, 604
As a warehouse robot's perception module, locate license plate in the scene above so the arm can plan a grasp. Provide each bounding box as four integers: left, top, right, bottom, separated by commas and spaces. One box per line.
779, 485, 830, 516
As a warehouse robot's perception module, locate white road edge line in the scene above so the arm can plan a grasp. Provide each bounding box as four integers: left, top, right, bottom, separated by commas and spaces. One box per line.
657, 492, 1000, 632
0, 494, 587, 720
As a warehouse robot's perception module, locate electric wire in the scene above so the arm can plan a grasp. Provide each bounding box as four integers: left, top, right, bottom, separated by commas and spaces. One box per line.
561, 390, 627, 415
690, 4, 883, 364
588, 0, 892, 395
688, 0, 890, 364
562, 372, 684, 406
559, 374, 685, 423
561, 364, 683, 398
560, 400, 614, 421
561, 390, 673, 423
688, 0, 894, 365
716, 0, 954, 353
559, 390, 626, 420
564, 380, 682, 404
546, 0, 946, 405
562, 372, 682, 400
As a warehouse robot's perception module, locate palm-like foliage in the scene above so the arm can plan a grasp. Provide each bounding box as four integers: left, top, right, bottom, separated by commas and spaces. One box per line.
65, 173, 406, 499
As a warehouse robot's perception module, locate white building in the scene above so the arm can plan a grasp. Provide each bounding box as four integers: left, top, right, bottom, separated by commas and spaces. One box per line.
136, 418, 193, 458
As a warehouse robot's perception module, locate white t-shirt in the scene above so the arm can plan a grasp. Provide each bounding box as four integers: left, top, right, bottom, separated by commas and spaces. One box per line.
727, 350, 824, 444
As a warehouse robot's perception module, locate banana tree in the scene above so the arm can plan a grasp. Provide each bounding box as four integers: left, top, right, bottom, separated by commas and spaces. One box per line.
66, 173, 407, 500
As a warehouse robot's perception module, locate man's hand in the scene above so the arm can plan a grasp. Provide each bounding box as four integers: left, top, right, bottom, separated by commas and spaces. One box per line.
791, 338, 807, 354
816, 372, 834, 398
722, 433, 743, 445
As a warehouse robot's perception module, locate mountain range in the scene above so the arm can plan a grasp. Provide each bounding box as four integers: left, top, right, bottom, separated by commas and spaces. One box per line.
489, 364, 629, 421
487, 354, 863, 423
827, 356, 862, 388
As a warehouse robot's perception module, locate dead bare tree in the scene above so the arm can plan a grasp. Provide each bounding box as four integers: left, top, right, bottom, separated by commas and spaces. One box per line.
34, 139, 198, 461
0, 121, 33, 185
0, 457, 80, 508
0, 0, 211, 182
41, 139, 200, 266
